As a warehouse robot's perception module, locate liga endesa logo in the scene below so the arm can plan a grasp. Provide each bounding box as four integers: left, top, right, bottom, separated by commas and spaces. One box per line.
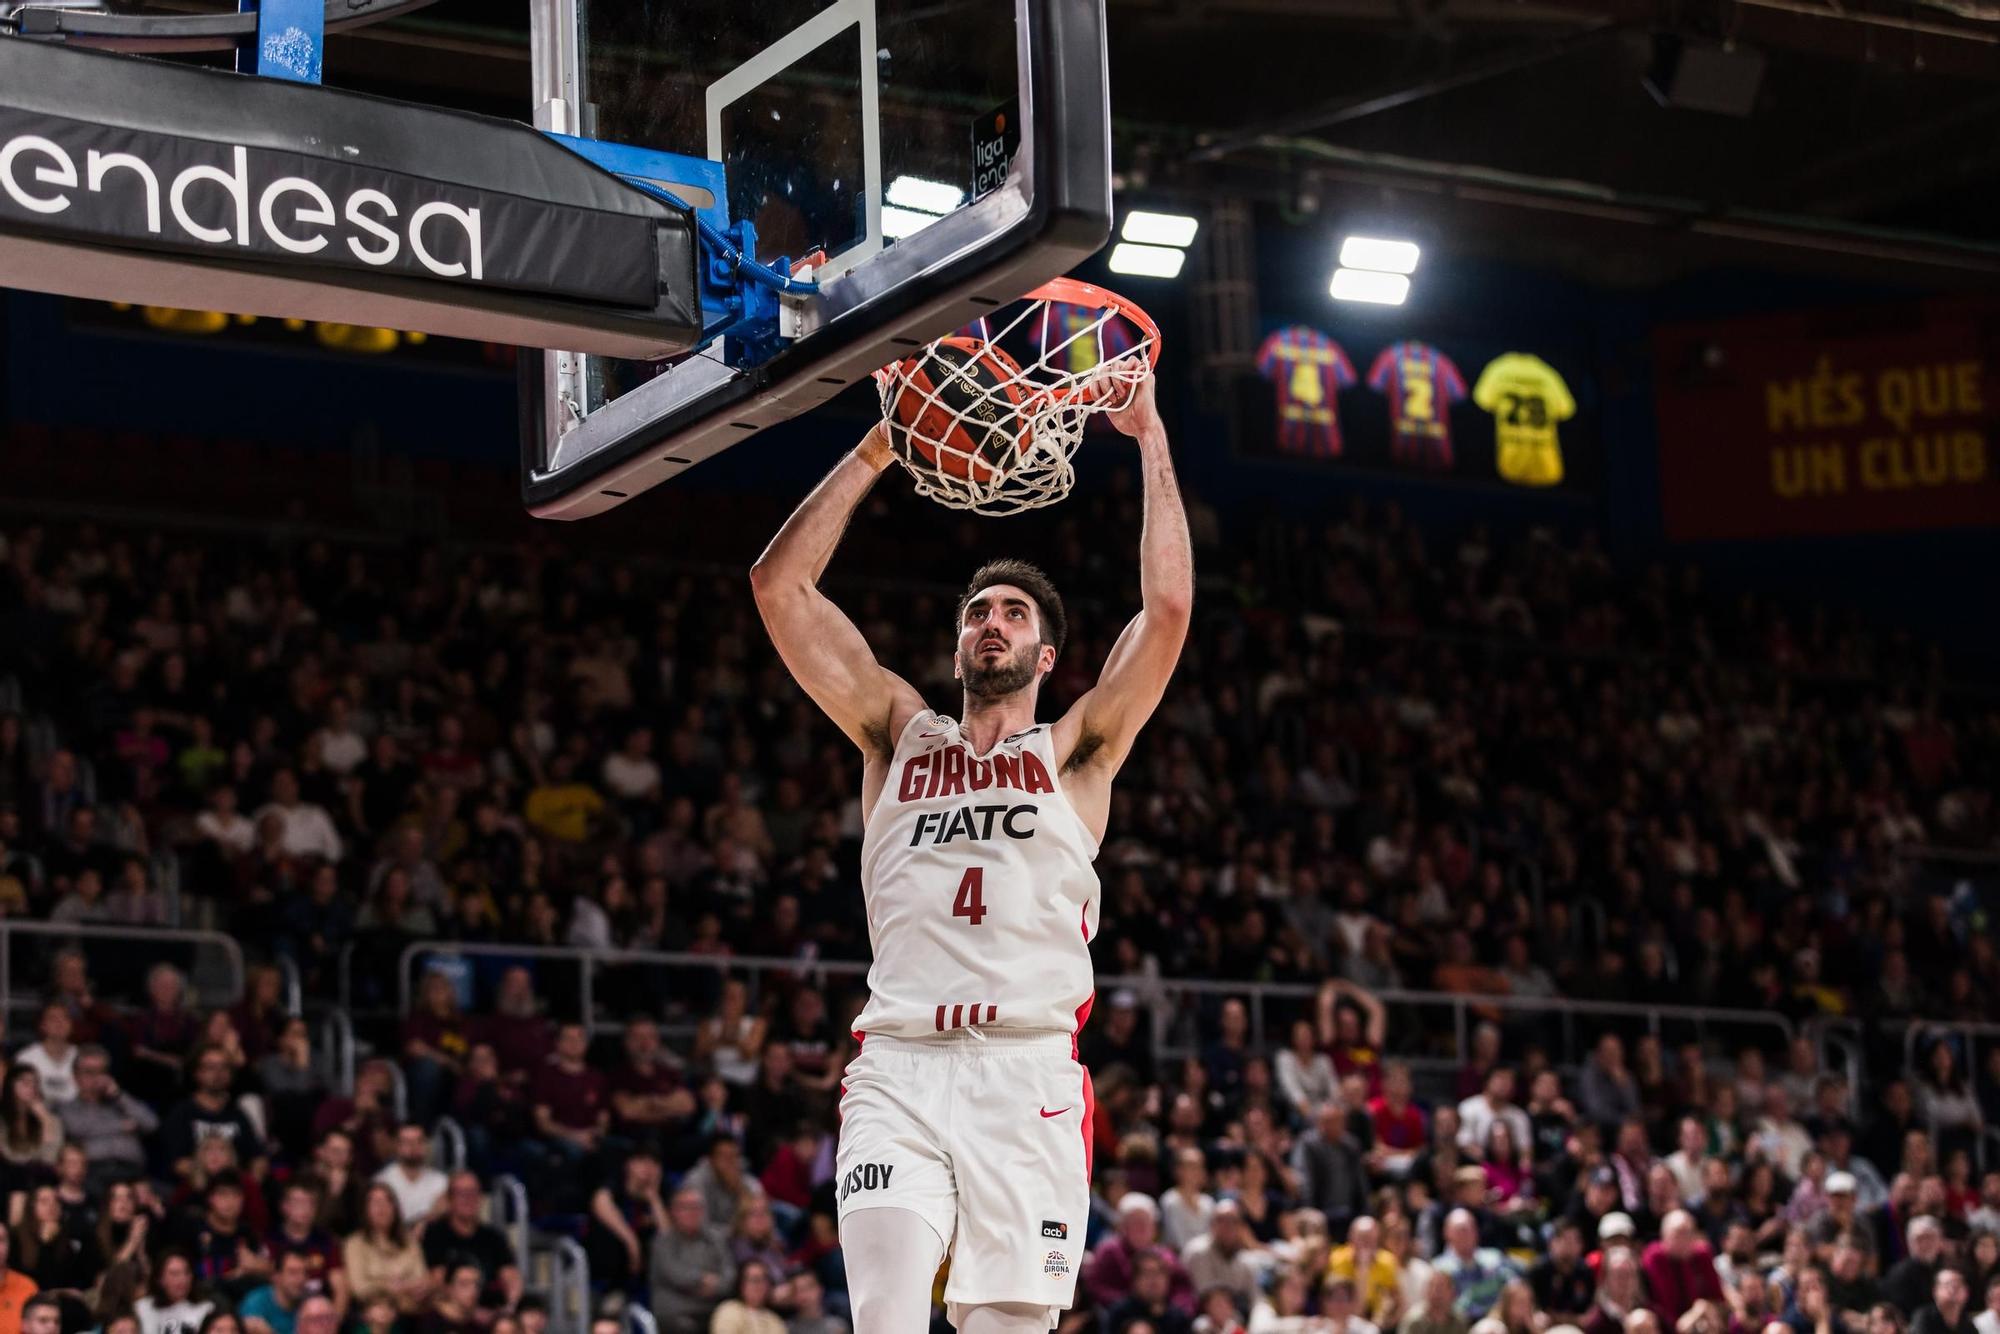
0, 133, 485, 281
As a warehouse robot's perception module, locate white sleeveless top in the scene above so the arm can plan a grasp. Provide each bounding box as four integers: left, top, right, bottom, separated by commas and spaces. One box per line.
853, 709, 1101, 1040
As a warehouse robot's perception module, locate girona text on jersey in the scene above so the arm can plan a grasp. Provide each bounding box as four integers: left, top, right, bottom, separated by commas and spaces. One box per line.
895, 744, 1055, 800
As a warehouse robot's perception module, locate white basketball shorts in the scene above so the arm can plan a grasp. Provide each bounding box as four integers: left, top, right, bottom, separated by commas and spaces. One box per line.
835, 1028, 1094, 1323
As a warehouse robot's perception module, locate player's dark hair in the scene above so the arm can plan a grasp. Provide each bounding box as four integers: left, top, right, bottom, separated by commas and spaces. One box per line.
957, 559, 1067, 661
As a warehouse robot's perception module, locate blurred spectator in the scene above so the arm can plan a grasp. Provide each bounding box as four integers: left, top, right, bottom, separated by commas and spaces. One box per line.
1641, 1211, 1723, 1325
1293, 1103, 1368, 1232
374, 1124, 448, 1225
1581, 1248, 1645, 1334
420, 1174, 521, 1309
0, 1068, 62, 1169
1087, 1195, 1196, 1313
1914, 1270, 1978, 1334
1529, 1220, 1596, 1325
1580, 1038, 1640, 1131
268, 1178, 347, 1317
1402, 1269, 1471, 1334
342, 1183, 431, 1317
608, 1018, 694, 1151
783, 1271, 845, 1334
1434, 1209, 1519, 1319
254, 771, 342, 863
159, 1045, 265, 1184
1886, 1219, 1948, 1315
708, 1259, 785, 1334
1162, 1148, 1217, 1253
135, 1251, 214, 1334
238, 1249, 311, 1334
402, 974, 473, 1126
587, 1150, 667, 1301
1181, 1201, 1270, 1311
649, 1188, 734, 1334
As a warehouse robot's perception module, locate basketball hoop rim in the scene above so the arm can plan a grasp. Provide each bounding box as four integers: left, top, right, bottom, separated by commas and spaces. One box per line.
1022, 276, 1163, 369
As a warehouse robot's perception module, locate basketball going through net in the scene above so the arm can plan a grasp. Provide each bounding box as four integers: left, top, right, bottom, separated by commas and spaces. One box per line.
874, 277, 1161, 516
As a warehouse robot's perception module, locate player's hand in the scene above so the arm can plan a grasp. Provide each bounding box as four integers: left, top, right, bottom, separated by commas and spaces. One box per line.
1103, 365, 1162, 439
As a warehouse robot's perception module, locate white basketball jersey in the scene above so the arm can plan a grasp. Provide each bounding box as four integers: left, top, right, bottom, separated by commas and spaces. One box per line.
853, 709, 1101, 1040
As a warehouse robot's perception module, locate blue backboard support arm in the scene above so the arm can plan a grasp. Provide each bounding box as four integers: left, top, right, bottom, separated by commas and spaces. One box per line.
543, 132, 817, 368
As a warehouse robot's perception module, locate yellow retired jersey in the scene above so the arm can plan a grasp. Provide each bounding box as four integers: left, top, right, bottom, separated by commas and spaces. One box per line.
1472, 353, 1575, 487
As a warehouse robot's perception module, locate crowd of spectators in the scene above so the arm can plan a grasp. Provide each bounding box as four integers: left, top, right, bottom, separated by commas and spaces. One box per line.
0, 480, 1994, 1334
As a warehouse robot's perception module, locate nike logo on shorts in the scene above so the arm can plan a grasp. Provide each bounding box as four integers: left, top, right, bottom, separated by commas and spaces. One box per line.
1040, 1106, 1069, 1118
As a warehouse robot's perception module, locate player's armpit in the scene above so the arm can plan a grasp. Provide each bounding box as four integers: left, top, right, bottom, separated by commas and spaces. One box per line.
748, 576, 924, 756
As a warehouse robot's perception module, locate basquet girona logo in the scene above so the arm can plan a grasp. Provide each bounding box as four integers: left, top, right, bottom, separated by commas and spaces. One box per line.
0, 129, 485, 281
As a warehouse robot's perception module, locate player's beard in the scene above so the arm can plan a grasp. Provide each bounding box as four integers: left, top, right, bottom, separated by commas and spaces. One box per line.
962, 640, 1040, 699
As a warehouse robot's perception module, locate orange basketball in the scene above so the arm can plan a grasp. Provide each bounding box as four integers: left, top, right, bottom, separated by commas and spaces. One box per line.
885, 337, 1032, 482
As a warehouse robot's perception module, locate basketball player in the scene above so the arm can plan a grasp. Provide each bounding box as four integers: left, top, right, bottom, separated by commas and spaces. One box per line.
749, 374, 1191, 1332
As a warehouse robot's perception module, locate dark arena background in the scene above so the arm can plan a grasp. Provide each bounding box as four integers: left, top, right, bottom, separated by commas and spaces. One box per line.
1, 2, 1998, 1334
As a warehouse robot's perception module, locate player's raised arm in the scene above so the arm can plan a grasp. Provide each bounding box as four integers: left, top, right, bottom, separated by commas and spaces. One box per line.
1056, 374, 1193, 776
749, 427, 926, 756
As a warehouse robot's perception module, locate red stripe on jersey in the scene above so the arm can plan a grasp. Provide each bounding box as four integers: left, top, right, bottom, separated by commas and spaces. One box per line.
1071, 906, 1095, 1061
985, 1004, 996, 1024
1079, 1064, 1097, 1179
950, 1003, 963, 1028
934, 1005, 946, 1032
968, 1000, 981, 1026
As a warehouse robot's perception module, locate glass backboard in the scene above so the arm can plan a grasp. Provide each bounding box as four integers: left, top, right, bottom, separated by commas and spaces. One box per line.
522, 0, 1110, 519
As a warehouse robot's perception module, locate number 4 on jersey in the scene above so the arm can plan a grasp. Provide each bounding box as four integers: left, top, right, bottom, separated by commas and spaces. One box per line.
952, 868, 987, 925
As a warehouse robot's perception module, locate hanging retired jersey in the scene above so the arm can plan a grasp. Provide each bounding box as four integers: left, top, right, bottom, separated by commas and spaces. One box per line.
1254, 327, 1358, 456
1473, 353, 1576, 487
1027, 300, 1138, 376
854, 710, 1101, 1041
1366, 342, 1468, 469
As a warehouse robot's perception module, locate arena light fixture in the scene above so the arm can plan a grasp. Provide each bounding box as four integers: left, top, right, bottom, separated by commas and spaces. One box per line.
1107, 242, 1188, 279
1329, 268, 1410, 305
886, 175, 968, 215
1121, 210, 1200, 248
1338, 235, 1421, 275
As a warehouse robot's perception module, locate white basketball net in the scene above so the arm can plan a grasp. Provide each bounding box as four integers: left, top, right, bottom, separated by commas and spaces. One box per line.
875, 281, 1159, 516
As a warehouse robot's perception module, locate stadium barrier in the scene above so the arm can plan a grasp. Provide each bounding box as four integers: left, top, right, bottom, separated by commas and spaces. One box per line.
0, 918, 244, 1035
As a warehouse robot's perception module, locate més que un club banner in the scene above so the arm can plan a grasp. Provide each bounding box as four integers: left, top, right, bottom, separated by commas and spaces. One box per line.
1654, 300, 2000, 540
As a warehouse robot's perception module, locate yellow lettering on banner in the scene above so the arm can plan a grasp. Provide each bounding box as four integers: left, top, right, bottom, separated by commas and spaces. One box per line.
1878, 370, 1913, 432
1955, 361, 1984, 414
1772, 442, 1847, 497
1877, 362, 1987, 430
1766, 358, 1866, 433
1767, 380, 1807, 432
1954, 431, 1988, 481
1858, 433, 1991, 489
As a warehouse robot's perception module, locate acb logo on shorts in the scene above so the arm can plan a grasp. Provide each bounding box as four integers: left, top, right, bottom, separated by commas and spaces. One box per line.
1041, 1220, 1068, 1240
1043, 1251, 1070, 1279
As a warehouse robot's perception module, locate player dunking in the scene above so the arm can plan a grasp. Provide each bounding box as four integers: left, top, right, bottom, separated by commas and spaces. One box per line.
749, 375, 1191, 1333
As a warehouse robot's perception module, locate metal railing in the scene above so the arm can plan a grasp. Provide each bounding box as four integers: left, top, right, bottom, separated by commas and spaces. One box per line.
276, 954, 303, 1017
1111, 973, 1798, 1079
547, 1236, 590, 1334
0, 920, 245, 1034
321, 1010, 356, 1095
1808, 1018, 1867, 1120
434, 1116, 467, 1174
378, 937, 1794, 1083
492, 1174, 530, 1274
393, 940, 869, 1036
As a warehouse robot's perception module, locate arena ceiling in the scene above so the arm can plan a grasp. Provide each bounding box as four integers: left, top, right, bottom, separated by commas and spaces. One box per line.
155, 0, 2000, 283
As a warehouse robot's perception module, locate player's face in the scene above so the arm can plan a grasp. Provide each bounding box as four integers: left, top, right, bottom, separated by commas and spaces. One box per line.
955, 584, 1050, 699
